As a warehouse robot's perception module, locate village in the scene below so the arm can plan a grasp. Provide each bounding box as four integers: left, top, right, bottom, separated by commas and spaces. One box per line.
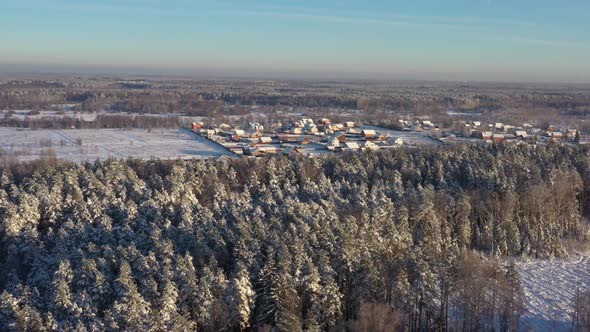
191, 116, 586, 157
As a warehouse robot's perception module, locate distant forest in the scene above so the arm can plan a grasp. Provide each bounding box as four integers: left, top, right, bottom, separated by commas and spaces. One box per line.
2, 79, 590, 130
1, 145, 590, 331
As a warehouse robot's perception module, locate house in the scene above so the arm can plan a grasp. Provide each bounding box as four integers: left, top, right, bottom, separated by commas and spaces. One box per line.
334, 133, 347, 141
330, 123, 346, 132
361, 141, 379, 151
328, 137, 341, 148
201, 129, 215, 138
472, 121, 481, 127
411, 124, 424, 132
229, 146, 244, 155
280, 146, 302, 155
259, 137, 273, 144
320, 118, 331, 126
422, 120, 434, 128
291, 127, 303, 134
567, 129, 579, 140
270, 122, 283, 131
306, 126, 319, 134
345, 121, 355, 128
551, 132, 564, 139
232, 129, 245, 137
347, 128, 362, 135
342, 141, 360, 151
297, 118, 316, 128
547, 125, 555, 132
361, 129, 377, 139
297, 136, 311, 145
192, 122, 203, 130
482, 132, 493, 141
492, 134, 505, 143
248, 146, 278, 156
392, 137, 404, 146
278, 134, 299, 143
515, 131, 528, 138
249, 122, 264, 132
495, 123, 504, 131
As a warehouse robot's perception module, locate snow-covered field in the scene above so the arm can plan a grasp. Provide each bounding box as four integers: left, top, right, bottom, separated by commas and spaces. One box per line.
0, 109, 200, 123
517, 252, 590, 331
361, 125, 442, 147
0, 128, 233, 162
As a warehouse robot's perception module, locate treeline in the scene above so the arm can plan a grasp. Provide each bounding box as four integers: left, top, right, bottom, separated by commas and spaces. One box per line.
0, 145, 589, 331
4, 80, 590, 116
0, 114, 183, 130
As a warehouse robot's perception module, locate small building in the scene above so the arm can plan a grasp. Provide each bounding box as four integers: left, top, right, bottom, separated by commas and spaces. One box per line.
306, 126, 319, 134
361, 141, 379, 151
347, 128, 362, 135
361, 129, 377, 139
250, 132, 263, 139
330, 124, 346, 132
192, 122, 203, 130
345, 121, 355, 128
482, 131, 493, 141
472, 121, 481, 127
492, 134, 505, 143
249, 122, 264, 132
291, 127, 303, 134
412, 124, 424, 132
249, 146, 278, 156
229, 146, 245, 155
280, 146, 302, 155
515, 131, 528, 138
297, 136, 311, 145
278, 134, 299, 143
328, 137, 341, 148
551, 132, 564, 139
259, 137, 273, 144
567, 129, 579, 140
495, 123, 504, 131
201, 129, 216, 138
337, 134, 347, 141
342, 141, 360, 151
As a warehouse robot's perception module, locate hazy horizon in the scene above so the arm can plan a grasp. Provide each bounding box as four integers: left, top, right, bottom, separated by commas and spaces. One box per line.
2, 0, 590, 83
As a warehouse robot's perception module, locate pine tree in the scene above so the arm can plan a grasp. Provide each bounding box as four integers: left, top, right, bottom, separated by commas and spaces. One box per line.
226, 262, 255, 331
105, 260, 152, 331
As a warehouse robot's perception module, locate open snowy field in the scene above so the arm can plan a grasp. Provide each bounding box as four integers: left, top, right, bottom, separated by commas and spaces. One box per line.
517, 253, 590, 331
361, 125, 442, 147
0, 127, 233, 162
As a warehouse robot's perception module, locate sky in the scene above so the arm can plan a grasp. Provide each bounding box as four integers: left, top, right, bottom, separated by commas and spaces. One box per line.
1, 0, 590, 82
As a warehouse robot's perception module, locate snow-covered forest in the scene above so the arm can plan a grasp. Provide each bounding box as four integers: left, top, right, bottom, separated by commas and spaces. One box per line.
1, 144, 590, 331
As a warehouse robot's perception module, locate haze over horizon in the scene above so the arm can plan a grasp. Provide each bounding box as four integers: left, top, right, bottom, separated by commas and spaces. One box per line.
2, 0, 590, 82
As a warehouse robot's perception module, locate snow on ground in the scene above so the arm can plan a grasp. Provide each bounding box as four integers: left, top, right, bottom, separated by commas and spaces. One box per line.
0, 127, 233, 162
361, 125, 442, 147
517, 252, 590, 332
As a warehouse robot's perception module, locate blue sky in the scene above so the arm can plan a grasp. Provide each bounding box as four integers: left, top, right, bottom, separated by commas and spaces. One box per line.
1, 0, 590, 81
